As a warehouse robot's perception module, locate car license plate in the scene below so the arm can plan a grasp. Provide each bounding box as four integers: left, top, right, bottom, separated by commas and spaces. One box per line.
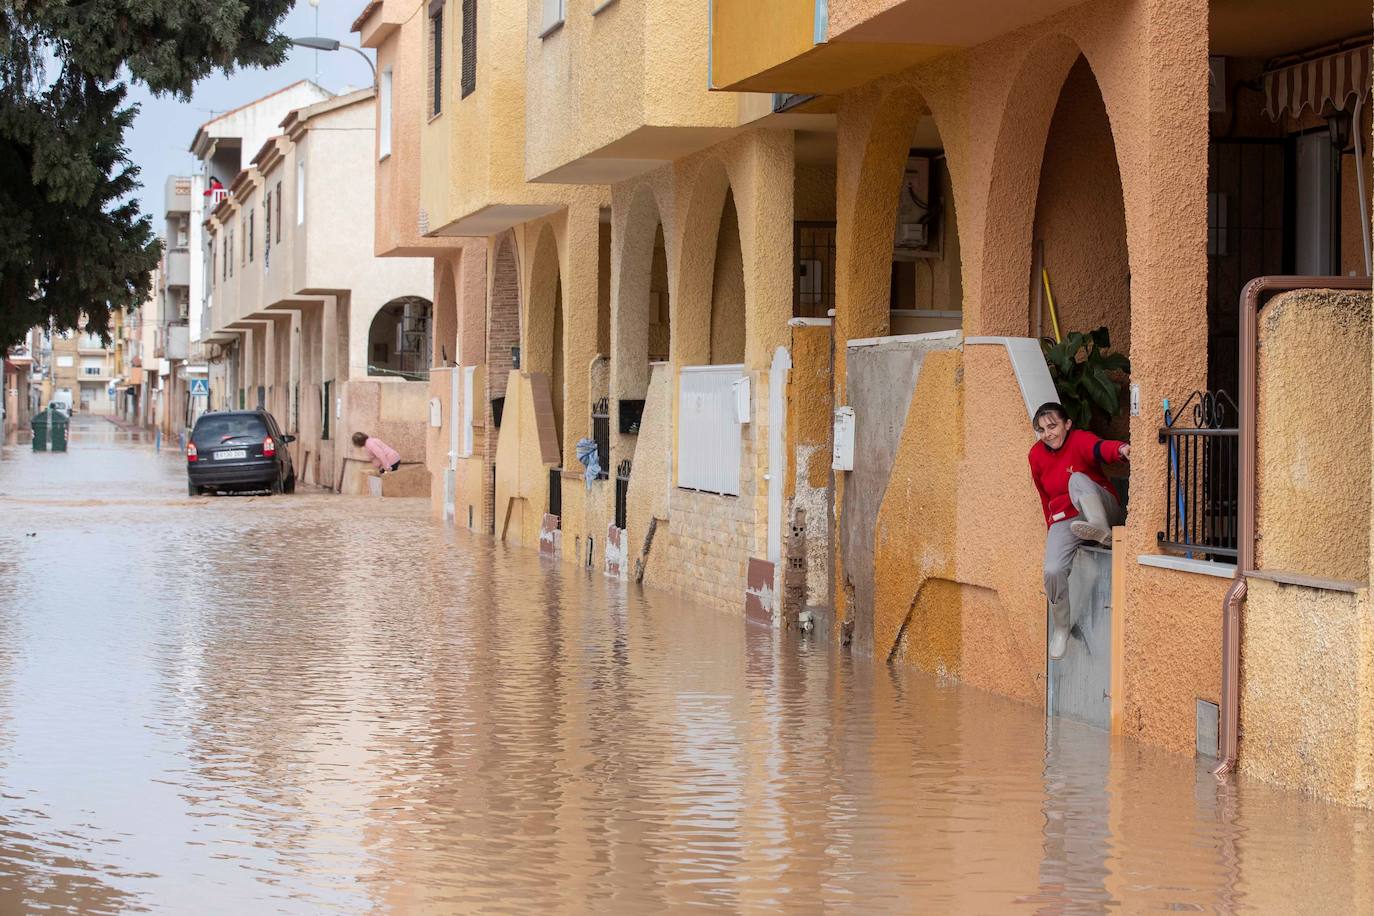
214, 449, 248, 460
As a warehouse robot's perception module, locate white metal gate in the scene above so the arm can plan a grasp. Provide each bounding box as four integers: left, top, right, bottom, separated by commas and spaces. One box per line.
677, 364, 745, 496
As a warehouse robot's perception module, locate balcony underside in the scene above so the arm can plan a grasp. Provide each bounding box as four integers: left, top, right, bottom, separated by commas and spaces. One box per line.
529, 125, 740, 185
718, 41, 953, 94
712, 0, 1090, 93
429, 204, 564, 237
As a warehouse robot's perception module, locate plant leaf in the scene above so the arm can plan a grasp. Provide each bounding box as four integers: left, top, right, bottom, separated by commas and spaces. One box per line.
1091, 327, 1111, 350
1083, 371, 1119, 413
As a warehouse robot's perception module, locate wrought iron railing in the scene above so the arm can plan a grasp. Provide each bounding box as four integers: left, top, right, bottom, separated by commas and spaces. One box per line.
1157, 390, 1239, 560
614, 458, 631, 530
591, 397, 610, 480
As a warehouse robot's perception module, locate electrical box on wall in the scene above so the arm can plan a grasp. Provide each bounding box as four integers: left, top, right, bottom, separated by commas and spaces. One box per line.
732, 376, 751, 424
428, 397, 442, 428
832, 406, 855, 471
893, 154, 945, 260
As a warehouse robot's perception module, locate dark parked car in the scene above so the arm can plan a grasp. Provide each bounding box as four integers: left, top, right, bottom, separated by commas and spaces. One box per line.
187, 410, 296, 496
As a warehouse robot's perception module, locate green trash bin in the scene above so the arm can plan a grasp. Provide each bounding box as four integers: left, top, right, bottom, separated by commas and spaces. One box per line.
48, 408, 69, 452
30, 409, 50, 451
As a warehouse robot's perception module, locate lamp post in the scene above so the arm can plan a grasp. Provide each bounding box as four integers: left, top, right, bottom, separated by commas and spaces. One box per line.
289, 36, 378, 87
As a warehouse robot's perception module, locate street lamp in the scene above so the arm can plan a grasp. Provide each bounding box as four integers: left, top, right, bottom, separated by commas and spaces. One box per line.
289, 36, 377, 87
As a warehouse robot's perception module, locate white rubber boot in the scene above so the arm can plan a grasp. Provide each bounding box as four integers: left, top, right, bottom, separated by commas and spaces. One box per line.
1049, 599, 1071, 660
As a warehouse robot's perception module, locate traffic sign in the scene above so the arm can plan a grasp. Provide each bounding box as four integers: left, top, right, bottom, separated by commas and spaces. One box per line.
190, 378, 210, 397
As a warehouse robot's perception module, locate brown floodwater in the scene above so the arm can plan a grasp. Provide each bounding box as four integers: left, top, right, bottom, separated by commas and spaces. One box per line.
0, 416, 1370, 914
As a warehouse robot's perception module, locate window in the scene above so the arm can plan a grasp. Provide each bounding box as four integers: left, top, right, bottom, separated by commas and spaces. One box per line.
428, 0, 444, 117
248, 210, 254, 263
263, 196, 271, 269
213, 239, 218, 285
461, 0, 476, 98
379, 68, 393, 158
296, 159, 305, 225
229, 227, 235, 277
540, 0, 564, 37
274, 183, 282, 242
176, 217, 189, 248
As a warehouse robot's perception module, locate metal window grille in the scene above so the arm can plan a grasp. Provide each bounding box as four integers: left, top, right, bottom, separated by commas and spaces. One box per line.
461, 0, 476, 99
548, 467, 562, 519
794, 221, 836, 319
591, 397, 610, 480
321, 379, 331, 440
1157, 390, 1239, 560
614, 458, 631, 530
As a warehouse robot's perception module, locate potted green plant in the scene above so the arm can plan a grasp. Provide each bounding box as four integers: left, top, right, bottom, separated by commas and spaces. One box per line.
1040, 327, 1130, 437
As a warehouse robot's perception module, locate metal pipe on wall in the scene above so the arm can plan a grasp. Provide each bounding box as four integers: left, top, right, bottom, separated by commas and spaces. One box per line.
1214, 273, 1370, 776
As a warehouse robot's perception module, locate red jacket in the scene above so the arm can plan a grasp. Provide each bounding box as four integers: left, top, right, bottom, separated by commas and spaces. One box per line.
1028, 429, 1125, 528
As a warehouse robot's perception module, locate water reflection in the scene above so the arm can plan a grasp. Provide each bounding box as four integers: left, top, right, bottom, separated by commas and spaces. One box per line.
0, 419, 1372, 912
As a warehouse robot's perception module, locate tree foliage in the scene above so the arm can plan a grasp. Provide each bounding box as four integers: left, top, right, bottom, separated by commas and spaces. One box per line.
0, 0, 295, 347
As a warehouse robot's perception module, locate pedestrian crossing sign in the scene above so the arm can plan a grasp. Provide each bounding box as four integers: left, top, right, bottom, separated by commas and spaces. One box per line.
190, 378, 210, 397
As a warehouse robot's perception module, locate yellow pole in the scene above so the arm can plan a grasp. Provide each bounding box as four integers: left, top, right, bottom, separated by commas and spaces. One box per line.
1041, 269, 1062, 343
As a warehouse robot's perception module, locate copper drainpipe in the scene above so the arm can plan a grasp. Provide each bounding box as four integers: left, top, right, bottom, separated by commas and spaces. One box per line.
1214, 274, 1371, 776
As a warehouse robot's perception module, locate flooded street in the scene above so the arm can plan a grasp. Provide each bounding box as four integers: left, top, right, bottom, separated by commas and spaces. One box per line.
0, 417, 1369, 914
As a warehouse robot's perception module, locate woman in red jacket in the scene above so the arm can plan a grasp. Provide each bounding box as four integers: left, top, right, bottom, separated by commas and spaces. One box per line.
1028, 402, 1131, 660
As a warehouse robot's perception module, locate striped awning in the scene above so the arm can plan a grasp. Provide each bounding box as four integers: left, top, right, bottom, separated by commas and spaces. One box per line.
1264, 45, 1371, 121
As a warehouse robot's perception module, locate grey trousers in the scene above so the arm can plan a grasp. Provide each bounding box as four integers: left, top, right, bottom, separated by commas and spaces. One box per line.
1044, 473, 1125, 615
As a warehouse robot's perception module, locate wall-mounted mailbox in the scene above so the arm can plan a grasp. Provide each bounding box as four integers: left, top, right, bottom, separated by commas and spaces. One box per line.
832, 406, 854, 471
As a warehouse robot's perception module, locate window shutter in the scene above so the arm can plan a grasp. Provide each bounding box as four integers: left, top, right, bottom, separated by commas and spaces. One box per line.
460, 0, 476, 98
429, 2, 444, 116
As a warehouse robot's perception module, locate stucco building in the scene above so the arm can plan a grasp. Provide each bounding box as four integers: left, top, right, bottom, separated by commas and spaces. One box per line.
360, 0, 1373, 806
195, 83, 435, 493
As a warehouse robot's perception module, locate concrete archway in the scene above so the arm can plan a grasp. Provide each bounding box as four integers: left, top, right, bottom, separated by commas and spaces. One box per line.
977, 33, 1137, 339
613, 185, 672, 403
675, 158, 735, 367
1031, 56, 1131, 360
365, 296, 432, 378
433, 260, 458, 368
527, 223, 564, 456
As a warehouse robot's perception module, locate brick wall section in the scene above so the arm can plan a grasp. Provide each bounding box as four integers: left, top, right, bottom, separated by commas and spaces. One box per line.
485, 236, 521, 532
650, 369, 767, 613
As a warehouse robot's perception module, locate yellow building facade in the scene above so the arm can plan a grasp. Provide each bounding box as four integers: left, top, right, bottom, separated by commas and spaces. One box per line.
366, 0, 1374, 806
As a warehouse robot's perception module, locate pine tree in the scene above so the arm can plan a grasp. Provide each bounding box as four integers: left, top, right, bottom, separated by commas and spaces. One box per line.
0, 0, 295, 346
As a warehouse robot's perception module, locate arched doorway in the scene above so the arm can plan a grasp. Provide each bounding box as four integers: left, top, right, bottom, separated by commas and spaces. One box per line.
709, 189, 745, 364
366, 296, 433, 379
675, 158, 746, 368
1030, 56, 1130, 358
1030, 55, 1131, 439
613, 186, 671, 434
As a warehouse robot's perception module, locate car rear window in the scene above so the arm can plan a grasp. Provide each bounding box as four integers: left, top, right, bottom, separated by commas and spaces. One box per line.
193, 414, 267, 443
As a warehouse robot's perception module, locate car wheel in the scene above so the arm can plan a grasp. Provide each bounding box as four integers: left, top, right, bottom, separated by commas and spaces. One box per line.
283, 472, 296, 494
270, 476, 283, 495
188, 482, 199, 497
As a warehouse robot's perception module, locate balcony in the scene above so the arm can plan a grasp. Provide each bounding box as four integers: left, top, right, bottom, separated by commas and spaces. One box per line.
709, 0, 1084, 93
419, 0, 566, 237
164, 175, 193, 216
165, 247, 191, 288
523, 0, 738, 184
165, 322, 190, 361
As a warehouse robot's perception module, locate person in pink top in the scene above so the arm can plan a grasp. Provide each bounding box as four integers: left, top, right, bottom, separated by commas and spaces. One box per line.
352, 432, 402, 474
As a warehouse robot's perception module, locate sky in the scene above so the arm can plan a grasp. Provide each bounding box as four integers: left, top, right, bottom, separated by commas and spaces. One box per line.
122, 0, 376, 230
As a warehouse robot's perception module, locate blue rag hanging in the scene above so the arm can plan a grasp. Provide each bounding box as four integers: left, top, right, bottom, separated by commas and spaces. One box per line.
575, 437, 600, 490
